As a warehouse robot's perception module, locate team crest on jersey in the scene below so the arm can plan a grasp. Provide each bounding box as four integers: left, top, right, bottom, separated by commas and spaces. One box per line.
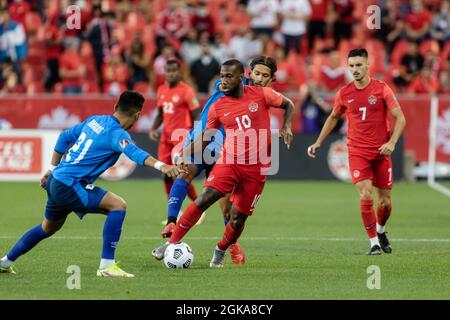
353, 170, 360, 178
248, 102, 259, 112
207, 175, 214, 182
368, 95, 377, 105
119, 139, 129, 150
172, 95, 180, 103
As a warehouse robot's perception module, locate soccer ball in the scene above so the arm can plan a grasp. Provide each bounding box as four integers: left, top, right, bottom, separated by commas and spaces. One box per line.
163, 242, 194, 269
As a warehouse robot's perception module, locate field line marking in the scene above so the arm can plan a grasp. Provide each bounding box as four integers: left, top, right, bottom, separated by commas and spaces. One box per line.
1, 235, 450, 242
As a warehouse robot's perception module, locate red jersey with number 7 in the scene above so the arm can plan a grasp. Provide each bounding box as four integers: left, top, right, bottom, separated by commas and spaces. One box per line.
206, 86, 284, 167
332, 79, 401, 157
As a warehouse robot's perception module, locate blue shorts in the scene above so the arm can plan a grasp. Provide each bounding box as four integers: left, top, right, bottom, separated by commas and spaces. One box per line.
44, 174, 108, 221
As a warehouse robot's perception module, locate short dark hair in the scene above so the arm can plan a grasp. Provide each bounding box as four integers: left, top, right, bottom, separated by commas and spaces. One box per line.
250, 56, 277, 77
116, 91, 145, 115
166, 59, 181, 69
222, 59, 245, 74
348, 48, 368, 59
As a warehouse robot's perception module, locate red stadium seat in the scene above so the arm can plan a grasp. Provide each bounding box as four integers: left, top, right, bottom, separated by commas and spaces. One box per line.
83, 81, 100, 93
419, 39, 440, 56
390, 40, 409, 68
133, 81, 152, 95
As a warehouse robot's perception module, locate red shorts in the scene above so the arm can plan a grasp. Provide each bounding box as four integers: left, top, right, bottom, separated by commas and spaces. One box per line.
204, 163, 266, 216
348, 154, 393, 189
158, 136, 185, 165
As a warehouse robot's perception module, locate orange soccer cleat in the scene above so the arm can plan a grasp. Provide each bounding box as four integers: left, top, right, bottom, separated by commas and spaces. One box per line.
228, 243, 246, 265
161, 222, 176, 238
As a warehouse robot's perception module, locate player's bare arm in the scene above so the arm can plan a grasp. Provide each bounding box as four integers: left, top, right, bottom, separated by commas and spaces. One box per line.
307, 111, 341, 158
278, 96, 295, 150
144, 155, 185, 178
379, 107, 406, 156
149, 108, 163, 141
40, 151, 64, 189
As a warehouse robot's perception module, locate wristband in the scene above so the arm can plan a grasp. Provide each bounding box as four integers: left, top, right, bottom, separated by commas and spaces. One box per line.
49, 165, 56, 172
154, 161, 165, 171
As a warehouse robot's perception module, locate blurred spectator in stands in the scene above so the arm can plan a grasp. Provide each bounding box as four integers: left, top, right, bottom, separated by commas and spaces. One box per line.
404, 0, 432, 43
125, 34, 151, 90
180, 28, 202, 66
423, 49, 441, 78
152, 44, 176, 90
211, 32, 230, 64
393, 41, 424, 91
44, 17, 63, 92
0, 6, 27, 84
407, 64, 439, 94
190, 41, 221, 95
7, 0, 30, 26
59, 37, 85, 94
102, 45, 127, 96
246, 0, 278, 36
439, 59, 450, 94
229, 25, 263, 66
155, 0, 190, 48
376, 0, 404, 55
318, 50, 351, 93
271, 46, 298, 93
307, 0, 331, 52
191, 0, 215, 40
86, 7, 115, 92
430, 0, 450, 48
278, 0, 311, 55
331, 0, 354, 50
299, 81, 342, 134
0, 57, 24, 93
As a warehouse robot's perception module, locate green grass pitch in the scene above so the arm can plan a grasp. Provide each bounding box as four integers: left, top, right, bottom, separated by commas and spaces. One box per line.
1, 180, 450, 299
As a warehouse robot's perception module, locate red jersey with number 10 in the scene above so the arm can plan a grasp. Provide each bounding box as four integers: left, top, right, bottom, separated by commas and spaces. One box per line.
206, 86, 284, 167
333, 79, 401, 157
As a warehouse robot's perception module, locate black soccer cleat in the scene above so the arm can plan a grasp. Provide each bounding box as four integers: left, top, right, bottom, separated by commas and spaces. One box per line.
377, 232, 392, 254
367, 244, 382, 256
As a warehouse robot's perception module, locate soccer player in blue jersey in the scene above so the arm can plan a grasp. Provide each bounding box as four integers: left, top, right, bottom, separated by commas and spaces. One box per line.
160, 56, 278, 265
0, 91, 182, 277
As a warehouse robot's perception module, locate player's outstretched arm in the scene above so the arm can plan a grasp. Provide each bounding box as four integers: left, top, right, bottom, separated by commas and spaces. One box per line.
307, 111, 341, 158
40, 151, 64, 189
379, 107, 406, 156
149, 108, 163, 141
143, 156, 185, 178
279, 96, 295, 150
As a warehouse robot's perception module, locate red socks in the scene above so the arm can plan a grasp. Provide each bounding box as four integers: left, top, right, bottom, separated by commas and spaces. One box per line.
360, 199, 377, 238
169, 203, 203, 244
187, 183, 198, 201
376, 202, 392, 227
217, 222, 245, 251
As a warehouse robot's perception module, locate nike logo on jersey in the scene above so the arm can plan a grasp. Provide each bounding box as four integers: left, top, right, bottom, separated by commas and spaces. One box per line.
224, 112, 231, 117
348, 99, 354, 103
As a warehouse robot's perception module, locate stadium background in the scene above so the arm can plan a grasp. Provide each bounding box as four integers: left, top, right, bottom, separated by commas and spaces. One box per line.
0, 0, 450, 300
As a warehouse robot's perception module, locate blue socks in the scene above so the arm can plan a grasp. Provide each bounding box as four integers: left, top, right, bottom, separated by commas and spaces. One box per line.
102, 210, 126, 260
7, 224, 50, 261
168, 179, 190, 222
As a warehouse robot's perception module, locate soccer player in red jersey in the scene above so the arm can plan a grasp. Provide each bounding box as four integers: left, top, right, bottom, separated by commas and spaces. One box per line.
149, 59, 201, 203
307, 48, 406, 255
152, 59, 295, 267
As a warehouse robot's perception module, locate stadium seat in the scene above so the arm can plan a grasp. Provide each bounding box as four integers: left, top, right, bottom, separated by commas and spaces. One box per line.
419, 39, 440, 56
83, 81, 100, 93
133, 81, 152, 95
390, 40, 409, 68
